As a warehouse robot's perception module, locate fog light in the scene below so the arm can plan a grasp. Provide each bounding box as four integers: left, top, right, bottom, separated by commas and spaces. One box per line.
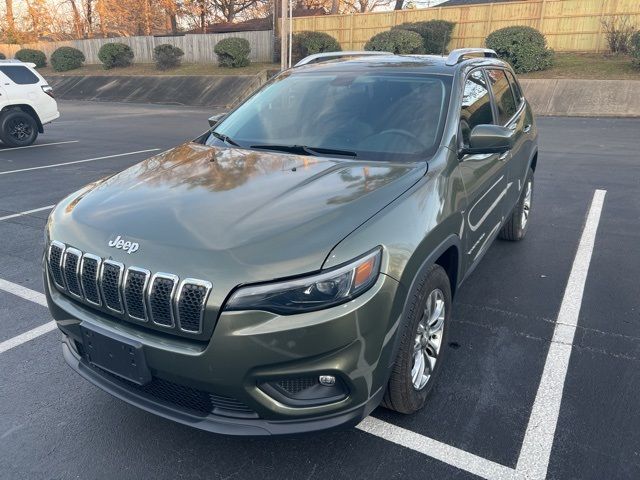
319, 375, 336, 386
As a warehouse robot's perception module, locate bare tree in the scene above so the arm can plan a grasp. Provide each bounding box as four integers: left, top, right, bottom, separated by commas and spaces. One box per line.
601, 15, 637, 54
5, 0, 16, 40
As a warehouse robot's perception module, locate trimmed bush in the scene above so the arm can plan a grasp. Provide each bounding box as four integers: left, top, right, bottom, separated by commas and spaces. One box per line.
393, 20, 455, 54
51, 46, 85, 72
153, 44, 184, 70
630, 32, 640, 69
291, 31, 341, 63
486, 26, 553, 73
98, 42, 134, 69
0, 53, 5, 60
365, 29, 424, 55
15, 48, 47, 68
214, 37, 251, 68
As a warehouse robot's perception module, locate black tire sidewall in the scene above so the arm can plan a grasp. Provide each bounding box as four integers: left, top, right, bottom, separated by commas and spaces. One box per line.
1, 110, 38, 147
385, 264, 452, 414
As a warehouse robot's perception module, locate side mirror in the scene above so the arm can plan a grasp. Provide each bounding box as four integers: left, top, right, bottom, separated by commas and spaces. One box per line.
208, 112, 227, 128
461, 124, 514, 156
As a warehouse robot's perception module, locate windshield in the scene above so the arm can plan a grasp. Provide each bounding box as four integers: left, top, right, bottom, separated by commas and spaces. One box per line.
206, 70, 452, 162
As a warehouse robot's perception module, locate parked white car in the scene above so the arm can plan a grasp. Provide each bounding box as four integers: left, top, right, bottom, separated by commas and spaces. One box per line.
0, 59, 59, 147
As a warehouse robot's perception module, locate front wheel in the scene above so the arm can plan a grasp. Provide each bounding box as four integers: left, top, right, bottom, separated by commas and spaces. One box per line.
0, 110, 39, 147
499, 168, 534, 241
382, 264, 451, 414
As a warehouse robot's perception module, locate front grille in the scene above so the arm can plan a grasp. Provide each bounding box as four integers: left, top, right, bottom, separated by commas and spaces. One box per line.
48, 242, 65, 288
277, 377, 319, 394
91, 364, 256, 417
177, 280, 212, 333
63, 248, 82, 297
148, 274, 177, 327
48, 241, 211, 337
124, 268, 149, 321
101, 261, 124, 313
80, 255, 101, 305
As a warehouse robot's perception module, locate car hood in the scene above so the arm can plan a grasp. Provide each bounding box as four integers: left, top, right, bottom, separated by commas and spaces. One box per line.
49, 142, 424, 294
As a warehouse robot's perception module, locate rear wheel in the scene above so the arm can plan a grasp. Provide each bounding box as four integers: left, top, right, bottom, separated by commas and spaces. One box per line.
382, 264, 451, 414
499, 168, 534, 241
0, 110, 39, 147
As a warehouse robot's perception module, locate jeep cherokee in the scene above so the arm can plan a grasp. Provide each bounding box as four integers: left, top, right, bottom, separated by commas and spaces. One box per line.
44, 49, 538, 435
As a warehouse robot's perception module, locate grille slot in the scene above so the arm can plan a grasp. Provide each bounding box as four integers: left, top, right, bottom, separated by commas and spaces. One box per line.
277, 377, 319, 394
124, 267, 150, 322
148, 273, 178, 327
101, 260, 124, 313
90, 365, 256, 417
48, 241, 65, 289
80, 254, 101, 306
177, 279, 212, 333
63, 248, 82, 298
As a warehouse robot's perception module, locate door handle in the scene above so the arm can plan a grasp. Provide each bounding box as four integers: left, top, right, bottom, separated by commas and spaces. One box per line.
523, 124, 532, 133
499, 151, 510, 161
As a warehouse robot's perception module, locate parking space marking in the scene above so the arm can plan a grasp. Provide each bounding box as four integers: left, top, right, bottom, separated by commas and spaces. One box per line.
0, 205, 54, 222
357, 417, 514, 479
0, 148, 160, 176
515, 189, 606, 480
0, 279, 54, 354
0, 140, 79, 152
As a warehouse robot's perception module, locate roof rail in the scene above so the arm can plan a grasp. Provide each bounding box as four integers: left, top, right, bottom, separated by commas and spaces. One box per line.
445, 48, 498, 66
294, 51, 393, 67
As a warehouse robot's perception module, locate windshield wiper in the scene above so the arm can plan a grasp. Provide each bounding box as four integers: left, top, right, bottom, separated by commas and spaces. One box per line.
250, 144, 357, 158
211, 131, 240, 147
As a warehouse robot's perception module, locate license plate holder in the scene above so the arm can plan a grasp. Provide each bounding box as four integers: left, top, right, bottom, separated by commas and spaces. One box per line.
80, 323, 151, 385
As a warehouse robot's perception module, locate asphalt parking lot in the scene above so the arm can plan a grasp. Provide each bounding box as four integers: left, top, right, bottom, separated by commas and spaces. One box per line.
1, 101, 638, 480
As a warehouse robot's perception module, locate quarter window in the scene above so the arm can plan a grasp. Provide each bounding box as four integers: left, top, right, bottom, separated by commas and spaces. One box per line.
486, 69, 517, 125
460, 70, 493, 147
505, 70, 523, 105
0, 66, 39, 85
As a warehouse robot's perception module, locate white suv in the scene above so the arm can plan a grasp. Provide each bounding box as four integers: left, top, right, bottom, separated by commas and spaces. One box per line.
0, 60, 59, 147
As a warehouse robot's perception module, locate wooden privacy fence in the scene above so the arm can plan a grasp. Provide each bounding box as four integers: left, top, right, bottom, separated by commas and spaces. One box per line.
291, 0, 640, 52
0, 30, 274, 64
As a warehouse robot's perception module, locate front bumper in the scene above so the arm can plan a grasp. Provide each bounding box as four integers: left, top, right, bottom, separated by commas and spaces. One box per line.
46, 269, 404, 435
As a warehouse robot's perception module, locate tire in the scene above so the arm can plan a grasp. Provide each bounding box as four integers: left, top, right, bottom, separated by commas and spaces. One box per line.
382, 264, 451, 414
0, 110, 39, 147
499, 168, 534, 241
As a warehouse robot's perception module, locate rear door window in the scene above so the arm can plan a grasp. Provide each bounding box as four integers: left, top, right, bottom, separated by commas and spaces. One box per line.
0, 66, 39, 85
505, 70, 523, 106
486, 69, 517, 125
460, 69, 494, 147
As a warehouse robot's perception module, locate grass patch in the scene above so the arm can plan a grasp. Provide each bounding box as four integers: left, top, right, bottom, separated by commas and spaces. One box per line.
520, 52, 639, 80
40, 62, 278, 77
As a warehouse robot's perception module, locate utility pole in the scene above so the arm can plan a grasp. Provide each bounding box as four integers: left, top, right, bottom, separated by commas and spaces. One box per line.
280, 0, 287, 70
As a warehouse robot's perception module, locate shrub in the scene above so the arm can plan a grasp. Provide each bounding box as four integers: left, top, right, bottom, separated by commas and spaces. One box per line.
50, 46, 85, 72
15, 48, 47, 68
214, 37, 251, 68
364, 29, 424, 55
0, 53, 5, 60
631, 32, 640, 69
153, 44, 184, 70
394, 20, 455, 54
601, 15, 636, 54
98, 42, 134, 69
291, 31, 341, 63
486, 26, 553, 73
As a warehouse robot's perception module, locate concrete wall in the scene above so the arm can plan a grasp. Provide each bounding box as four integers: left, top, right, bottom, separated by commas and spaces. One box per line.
46, 74, 267, 108
520, 79, 640, 117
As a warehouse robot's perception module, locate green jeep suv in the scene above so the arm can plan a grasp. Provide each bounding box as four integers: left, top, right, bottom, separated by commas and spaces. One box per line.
44, 49, 538, 435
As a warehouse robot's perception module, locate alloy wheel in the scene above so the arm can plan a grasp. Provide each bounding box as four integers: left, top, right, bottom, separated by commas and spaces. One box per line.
521, 180, 532, 228
8, 119, 32, 141
412, 288, 445, 390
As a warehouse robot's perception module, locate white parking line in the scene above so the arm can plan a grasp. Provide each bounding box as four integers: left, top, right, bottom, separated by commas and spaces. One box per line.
0, 148, 160, 176
0, 205, 54, 222
357, 417, 514, 479
515, 189, 606, 480
0, 140, 79, 152
0, 190, 606, 480
0, 279, 54, 354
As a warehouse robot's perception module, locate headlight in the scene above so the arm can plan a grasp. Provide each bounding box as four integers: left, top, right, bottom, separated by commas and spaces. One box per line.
225, 247, 382, 315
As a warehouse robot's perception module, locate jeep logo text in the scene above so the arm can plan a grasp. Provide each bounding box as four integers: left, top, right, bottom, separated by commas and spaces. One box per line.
108, 235, 139, 254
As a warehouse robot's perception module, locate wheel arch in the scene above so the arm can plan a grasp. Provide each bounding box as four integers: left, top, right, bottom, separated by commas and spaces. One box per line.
529, 149, 538, 172
1, 104, 44, 133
